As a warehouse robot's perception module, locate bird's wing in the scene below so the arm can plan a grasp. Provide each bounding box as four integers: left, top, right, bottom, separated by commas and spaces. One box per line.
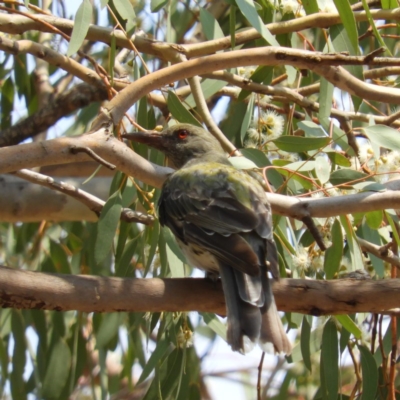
158, 165, 278, 277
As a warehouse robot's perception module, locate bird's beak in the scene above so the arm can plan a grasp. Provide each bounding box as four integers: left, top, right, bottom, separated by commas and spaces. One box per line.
122, 131, 165, 150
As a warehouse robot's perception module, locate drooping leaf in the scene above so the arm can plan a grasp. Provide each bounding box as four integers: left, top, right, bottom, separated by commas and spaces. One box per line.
332, 0, 359, 55
324, 219, 343, 279
94, 190, 122, 265
235, 0, 280, 46
358, 344, 379, 400
302, 0, 319, 14
202, 313, 227, 340
335, 315, 362, 339
363, 124, 400, 151
318, 78, 334, 121
321, 319, 339, 400
67, 0, 93, 56
329, 169, 372, 187
200, 9, 224, 40
229, 156, 258, 170
151, 0, 168, 12
167, 91, 202, 127
273, 136, 330, 152
240, 93, 255, 144
315, 156, 330, 184
42, 337, 72, 399
300, 316, 312, 371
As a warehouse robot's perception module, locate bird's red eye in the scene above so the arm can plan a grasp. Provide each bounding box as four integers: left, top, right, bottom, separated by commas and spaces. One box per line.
177, 129, 189, 139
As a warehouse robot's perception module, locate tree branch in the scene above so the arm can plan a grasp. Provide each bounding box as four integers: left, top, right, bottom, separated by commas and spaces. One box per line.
0, 265, 399, 316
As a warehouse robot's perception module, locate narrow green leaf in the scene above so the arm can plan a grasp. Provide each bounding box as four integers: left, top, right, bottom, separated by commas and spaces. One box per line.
94, 190, 122, 265
385, 211, 400, 247
238, 65, 273, 101
95, 313, 124, 348
318, 78, 334, 121
150, 0, 168, 12
42, 338, 72, 399
335, 315, 362, 339
340, 215, 364, 271
230, 5, 236, 49
229, 156, 258, 170
361, 0, 391, 54
358, 344, 379, 400
11, 311, 26, 400
113, 0, 136, 22
109, 33, 116, 85
240, 148, 284, 187
360, 223, 384, 277
1, 77, 14, 130
326, 150, 351, 167
352, 182, 386, 192
273, 136, 330, 152
365, 210, 383, 230
67, 0, 93, 56
362, 124, 400, 151
166, 241, 185, 278
284, 160, 315, 172
324, 219, 343, 279
300, 316, 312, 371
302, 0, 319, 14
381, 0, 397, 8
321, 319, 339, 400
167, 91, 202, 127
329, 169, 371, 186
235, 0, 280, 46
199, 9, 224, 40
330, 24, 363, 111
201, 313, 227, 340
297, 120, 327, 138
315, 157, 330, 184
138, 338, 174, 384
240, 93, 255, 144
332, 0, 359, 55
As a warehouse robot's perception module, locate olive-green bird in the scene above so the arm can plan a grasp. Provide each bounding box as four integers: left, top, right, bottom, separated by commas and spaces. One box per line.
126, 123, 291, 354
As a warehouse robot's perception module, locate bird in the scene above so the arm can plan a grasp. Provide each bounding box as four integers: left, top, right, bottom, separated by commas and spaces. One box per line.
125, 123, 291, 354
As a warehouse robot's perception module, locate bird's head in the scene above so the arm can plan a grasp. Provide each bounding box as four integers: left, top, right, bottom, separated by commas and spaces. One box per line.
124, 124, 227, 168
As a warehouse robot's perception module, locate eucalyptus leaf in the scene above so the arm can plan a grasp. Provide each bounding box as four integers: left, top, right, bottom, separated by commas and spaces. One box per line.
67, 0, 93, 56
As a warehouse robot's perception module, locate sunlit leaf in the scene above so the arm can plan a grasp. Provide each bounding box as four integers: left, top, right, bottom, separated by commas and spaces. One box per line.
363, 124, 400, 151
67, 0, 93, 56
273, 136, 330, 152
315, 156, 330, 184
200, 9, 224, 40
235, 0, 280, 46
335, 315, 361, 339
167, 91, 202, 126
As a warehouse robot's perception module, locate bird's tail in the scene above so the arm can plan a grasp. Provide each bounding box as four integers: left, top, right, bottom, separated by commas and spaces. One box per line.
259, 278, 292, 354
219, 263, 291, 354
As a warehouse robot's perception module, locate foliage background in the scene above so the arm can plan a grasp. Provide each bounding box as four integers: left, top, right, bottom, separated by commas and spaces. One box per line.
1, 0, 400, 399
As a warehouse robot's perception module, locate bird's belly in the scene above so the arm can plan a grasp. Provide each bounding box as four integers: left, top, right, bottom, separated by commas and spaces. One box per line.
177, 240, 220, 273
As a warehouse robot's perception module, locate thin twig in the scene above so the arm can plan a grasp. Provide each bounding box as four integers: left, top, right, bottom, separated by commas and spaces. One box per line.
70, 145, 116, 170
257, 352, 265, 400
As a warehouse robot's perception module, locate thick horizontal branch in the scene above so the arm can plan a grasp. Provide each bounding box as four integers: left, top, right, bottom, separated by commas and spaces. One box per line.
1, 9, 399, 61
91, 47, 400, 129
1, 128, 400, 221
0, 266, 399, 316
